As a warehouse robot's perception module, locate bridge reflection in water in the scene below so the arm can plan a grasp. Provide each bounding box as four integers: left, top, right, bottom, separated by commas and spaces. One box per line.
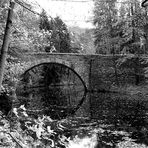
16, 63, 88, 119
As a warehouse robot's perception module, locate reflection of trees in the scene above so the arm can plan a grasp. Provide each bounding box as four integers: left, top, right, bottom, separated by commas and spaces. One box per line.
17, 63, 86, 119
22, 65, 45, 88
43, 64, 61, 86
41, 88, 68, 107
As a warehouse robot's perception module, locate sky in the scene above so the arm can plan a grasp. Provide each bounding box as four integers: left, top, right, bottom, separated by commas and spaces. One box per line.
31, 0, 94, 28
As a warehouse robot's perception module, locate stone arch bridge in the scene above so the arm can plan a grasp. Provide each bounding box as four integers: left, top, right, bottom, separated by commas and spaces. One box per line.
21, 53, 123, 91
16, 53, 144, 118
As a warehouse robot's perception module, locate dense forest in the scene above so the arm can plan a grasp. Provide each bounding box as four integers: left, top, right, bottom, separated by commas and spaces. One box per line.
1, 0, 148, 90
0, 0, 95, 92
94, 0, 148, 55
92, 0, 148, 87
0, 0, 148, 147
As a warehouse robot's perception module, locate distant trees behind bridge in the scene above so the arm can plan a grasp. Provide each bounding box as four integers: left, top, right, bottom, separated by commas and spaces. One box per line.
0, 0, 94, 62
93, 0, 148, 86
1, 0, 148, 91
93, 0, 148, 55
39, 10, 72, 53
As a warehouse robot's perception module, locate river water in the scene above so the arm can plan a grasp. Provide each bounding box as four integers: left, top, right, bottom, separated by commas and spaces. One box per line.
15, 63, 148, 147
16, 86, 148, 148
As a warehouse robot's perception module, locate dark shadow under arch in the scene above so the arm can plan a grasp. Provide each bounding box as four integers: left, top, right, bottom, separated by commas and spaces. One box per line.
16, 62, 88, 119
22, 62, 87, 91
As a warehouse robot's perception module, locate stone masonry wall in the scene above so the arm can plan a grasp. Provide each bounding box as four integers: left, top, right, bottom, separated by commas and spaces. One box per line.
24, 53, 90, 89
23, 53, 148, 92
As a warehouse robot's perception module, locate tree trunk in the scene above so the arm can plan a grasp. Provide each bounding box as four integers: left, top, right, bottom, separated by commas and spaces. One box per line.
0, 1, 15, 93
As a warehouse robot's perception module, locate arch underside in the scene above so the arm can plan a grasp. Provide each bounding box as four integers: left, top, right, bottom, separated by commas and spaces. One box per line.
16, 62, 87, 119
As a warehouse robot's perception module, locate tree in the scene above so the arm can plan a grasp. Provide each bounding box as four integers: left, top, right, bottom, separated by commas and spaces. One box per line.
0, 0, 46, 92
93, 0, 122, 85
93, 0, 148, 85
78, 29, 95, 54
0, 1, 15, 92
118, 0, 148, 85
10, 1, 41, 55
93, 0, 120, 54
39, 10, 72, 53
0, 0, 9, 47
69, 27, 95, 54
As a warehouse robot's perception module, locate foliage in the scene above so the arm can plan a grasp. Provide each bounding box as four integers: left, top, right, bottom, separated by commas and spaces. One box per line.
0, 1, 48, 91
93, 0, 121, 54
93, 0, 148, 55
69, 27, 95, 54
1, 61, 31, 93
117, 55, 147, 85
10, 2, 41, 55
1, 1, 148, 147
0, 0, 88, 56
39, 10, 72, 53
0, 105, 98, 148
93, 0, 148, 85
0, 99, 147, 148
69, 30, 83, 53
0, 0, 9, 47
70, 28, 95, 54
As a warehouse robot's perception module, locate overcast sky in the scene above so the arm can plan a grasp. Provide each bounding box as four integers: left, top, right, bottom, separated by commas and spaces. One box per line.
31, 0, 94, 28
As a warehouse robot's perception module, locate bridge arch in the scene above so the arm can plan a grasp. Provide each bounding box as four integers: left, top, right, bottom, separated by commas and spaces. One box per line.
16, 62, 87, 119
24, 58, 72, 71
21, 53, 90, 89
22, 62, 87, 91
